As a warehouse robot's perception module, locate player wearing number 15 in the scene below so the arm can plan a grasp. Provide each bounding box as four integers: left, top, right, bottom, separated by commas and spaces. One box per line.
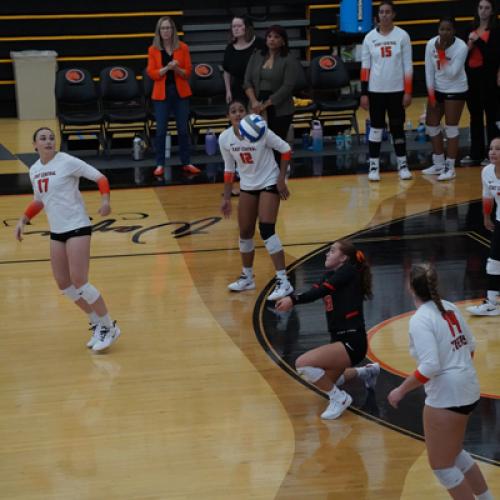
219, 100, 293, 301
14, 127, 120, 353
388, 263, 492, 500
360, 0, 413, 182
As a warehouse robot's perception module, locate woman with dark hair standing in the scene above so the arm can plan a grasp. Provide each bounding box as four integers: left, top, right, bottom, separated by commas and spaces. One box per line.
147, 16, 200, 177
275, 240, 379, 420
421, 17, 468, 181
388, 263, 491, 500
223, 16, 265, 104
244, 25, 298, 142
360, 0, 413, 182
461, 0, 500, 167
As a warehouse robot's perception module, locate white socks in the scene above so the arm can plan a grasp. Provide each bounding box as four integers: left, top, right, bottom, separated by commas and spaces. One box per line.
243, 267, 253, 279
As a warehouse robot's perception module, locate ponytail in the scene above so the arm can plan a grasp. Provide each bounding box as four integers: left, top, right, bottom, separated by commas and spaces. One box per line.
409, 263, 446, 314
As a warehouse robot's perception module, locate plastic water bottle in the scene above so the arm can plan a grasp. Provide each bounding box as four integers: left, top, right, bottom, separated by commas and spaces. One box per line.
302, 132, 311, 150
133, 135, 145, 161
365, 119, 370, 143
205, 129, 217, 155
344, 129, 352, 150
311, 120, 323, 152
164, 132, 171, 159
335, 132, 345, 151
416, 122, 426, 143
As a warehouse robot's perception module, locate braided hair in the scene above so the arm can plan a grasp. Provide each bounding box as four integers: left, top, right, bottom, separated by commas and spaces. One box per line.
336, 239, 373, 299
409, 263, 446, 314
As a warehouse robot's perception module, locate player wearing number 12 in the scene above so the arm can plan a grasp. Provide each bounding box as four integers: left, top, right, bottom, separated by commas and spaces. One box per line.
388, 263, 492, 500
14, 127, 120, 353
219, 101, 293, 301
360, 0, 413, 182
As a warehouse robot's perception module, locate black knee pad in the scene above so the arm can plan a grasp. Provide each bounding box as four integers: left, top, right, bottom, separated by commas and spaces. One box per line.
259, 222, 275, 241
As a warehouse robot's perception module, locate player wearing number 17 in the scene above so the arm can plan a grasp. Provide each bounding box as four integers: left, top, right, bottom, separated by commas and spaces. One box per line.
14, 127, 120, 353
219, 101, 293, 301
388, 263, 492, 500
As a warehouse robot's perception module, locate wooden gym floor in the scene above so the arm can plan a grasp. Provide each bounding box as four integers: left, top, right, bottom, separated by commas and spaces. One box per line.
0, 109, 498, 499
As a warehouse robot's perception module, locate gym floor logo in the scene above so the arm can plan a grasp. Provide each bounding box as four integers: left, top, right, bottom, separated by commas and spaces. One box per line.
4, 213, 222, 244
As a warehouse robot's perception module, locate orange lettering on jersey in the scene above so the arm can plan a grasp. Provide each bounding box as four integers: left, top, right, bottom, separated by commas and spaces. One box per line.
240, 152, 254, 164
380, 45, 392, 57
442, 310, 462, 338
37, 178, 49, 193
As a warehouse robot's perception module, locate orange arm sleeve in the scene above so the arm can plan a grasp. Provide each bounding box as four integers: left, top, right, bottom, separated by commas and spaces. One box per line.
24, 200, 44, 220
413, 369, 429, 384
483, 197, 493, 215
97, 176, 110, 194
224, 172, 235, 184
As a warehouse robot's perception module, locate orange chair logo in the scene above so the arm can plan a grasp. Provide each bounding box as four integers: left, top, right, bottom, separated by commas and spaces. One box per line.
109, 67, 129, 81
194, 63, 213, 78
65, 69, 85, 83
319, 56, 337, 71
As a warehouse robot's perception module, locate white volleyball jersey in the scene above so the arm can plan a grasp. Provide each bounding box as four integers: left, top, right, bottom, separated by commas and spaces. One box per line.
361, 26, 413, 93
29, 152, 103, 233
218, 127, 291, 190
408, 300, 479, 408
425, 36, 468, 95
482, 164, 500, 222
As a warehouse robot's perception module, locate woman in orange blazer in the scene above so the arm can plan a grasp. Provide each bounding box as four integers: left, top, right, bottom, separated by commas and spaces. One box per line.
147, 16, 199, 176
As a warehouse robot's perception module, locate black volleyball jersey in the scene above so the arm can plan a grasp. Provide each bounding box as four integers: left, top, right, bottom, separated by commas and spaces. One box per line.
292, 262, 366, 332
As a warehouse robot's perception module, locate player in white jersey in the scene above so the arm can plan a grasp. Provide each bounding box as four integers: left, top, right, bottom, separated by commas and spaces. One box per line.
360, 0, 413, 182
422, 17, 469, 181
388, 263, 492, 500
14, 127, 120, 352
219, 100, 293, 301
467, 137, 500, 316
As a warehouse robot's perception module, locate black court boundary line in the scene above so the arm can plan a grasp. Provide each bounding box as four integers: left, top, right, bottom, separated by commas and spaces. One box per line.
253, 199, 499, 467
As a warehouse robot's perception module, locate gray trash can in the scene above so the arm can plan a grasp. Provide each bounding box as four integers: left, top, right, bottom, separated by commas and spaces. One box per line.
10, 50, 58, 120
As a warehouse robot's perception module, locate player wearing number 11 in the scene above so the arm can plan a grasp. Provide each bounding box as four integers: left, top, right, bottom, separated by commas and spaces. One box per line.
219, 100, 293, 301
14, 127, 120, 353
388, 263, 492, 500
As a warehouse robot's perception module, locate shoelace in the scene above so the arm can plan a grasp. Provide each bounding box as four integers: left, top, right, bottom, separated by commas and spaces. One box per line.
98, 327, 110, 341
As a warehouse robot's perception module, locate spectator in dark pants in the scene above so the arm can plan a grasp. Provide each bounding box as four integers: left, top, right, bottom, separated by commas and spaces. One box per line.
244, 25, 298, 143
147, 16, 200, 177
461, 0, 500, 166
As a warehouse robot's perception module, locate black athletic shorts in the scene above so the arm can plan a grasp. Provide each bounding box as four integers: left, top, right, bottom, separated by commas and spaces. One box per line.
490, 221, 500, 260
368, 91, 405, 129
240, 184, 279, 196
445, 399, 479, 415
330, 327, 368, 366
50, 226, 92, 242
435, 90, 467, 102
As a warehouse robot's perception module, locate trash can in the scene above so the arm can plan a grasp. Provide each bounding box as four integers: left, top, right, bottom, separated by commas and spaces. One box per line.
340, 0, 373, 33
10, 50, 58, 120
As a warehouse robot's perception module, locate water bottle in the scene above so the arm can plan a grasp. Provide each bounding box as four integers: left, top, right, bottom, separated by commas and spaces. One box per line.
164, 132, 171, 159
416, 122, 426, 143
132, 135, 145, 161
302, 132, 311, 150
365, 119, 370, 143
335, 132, 345, 151
311, 120, 323, 152
205, 129, 217, 156
344, 129, 352, 150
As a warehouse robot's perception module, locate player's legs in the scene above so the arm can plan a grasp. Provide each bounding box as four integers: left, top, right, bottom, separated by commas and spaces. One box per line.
443, 99, 466, 168
228, 191, 259, 291
422, 101, 447, 176
423, 406, 475, 499
387, 92, 411, 179
367, 92, 387, 181
258, 191, 293, 300
50, 238, 93, 316
296, 342, 353, 419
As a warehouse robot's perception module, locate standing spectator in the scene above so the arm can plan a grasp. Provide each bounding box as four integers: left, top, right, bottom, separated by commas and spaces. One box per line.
147, 16, 200, 177
244, 25, 298, 142
461, 0, 500, 167
223, 16, 265, 105
388, 263, 492, 500
14, 127, 120, 353
422, 17, 468, 181
360, 0, 413, 182
467, 136, 500, 316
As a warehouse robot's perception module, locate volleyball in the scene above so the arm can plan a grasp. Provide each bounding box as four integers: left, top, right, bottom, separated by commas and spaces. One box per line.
239, 114, 267, 142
